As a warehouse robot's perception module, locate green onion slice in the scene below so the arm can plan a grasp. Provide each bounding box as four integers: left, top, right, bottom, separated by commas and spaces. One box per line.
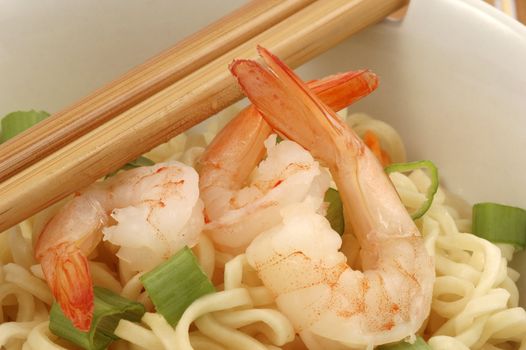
1, 110, 50, 142
49, 287, 145, 350
472, 202, 526, 249
105, 156, 155, 178
385, 160, 439, 220
377, 336, 431, 349
324, 188, 345, 235
140, 246, 215, 326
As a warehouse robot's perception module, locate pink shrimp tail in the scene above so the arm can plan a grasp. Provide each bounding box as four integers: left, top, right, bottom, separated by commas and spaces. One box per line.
40, 243, 94, 331
199, 67, 377, 194
229, 47, 354, 167
308, 69, 378, 111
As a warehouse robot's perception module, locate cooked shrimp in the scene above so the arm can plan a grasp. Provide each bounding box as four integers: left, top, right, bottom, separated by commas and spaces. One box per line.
199, 69, 378, 254
232, 47, 435, 347
34, 161, 203, 330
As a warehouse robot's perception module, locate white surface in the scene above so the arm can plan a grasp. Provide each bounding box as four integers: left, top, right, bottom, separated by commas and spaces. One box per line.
0, 0, 245, 113
1, 0, 525, 296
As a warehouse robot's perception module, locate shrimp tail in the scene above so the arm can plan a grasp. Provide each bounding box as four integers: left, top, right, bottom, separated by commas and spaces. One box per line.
229, 46, 360, 169
198, 106, 272, 195
40, 243, 94, 331
200, 66, 378, 195
308, 69, 378, 111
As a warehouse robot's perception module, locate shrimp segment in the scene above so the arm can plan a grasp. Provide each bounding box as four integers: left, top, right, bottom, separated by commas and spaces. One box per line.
231, 47, 434, 346
199, 70, 378, 253
199, 69, 378, 220
35, 161, 203, 330
39, 242, 95, 331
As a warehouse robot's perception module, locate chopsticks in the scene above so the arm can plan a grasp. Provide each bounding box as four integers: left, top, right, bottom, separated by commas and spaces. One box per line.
0, 0, 315, 183
0, 0, 407, 232
517, 0, 526, 24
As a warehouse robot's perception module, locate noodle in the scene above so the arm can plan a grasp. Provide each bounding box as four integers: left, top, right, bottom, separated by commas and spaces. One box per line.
114, 319, 164, 349
115, 253, 294, 350
6, 226, 34, 269
194, 314, 271, 350
3, 263, 53, 305
193, 235, 216, 280
213, 309, 295, 345
390, 169, 526, 349
89, 262, 122, 294
0, 112, 524, 350
120, 273, 145, 302
345, 113, 407, 163
0, 321, 39, 347
22, 322, 67, 350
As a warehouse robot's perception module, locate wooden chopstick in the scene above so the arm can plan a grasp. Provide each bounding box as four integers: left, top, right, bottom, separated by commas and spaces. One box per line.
0, 0, 407, 232
517, 0, 526, 24
0, 0, 315, 183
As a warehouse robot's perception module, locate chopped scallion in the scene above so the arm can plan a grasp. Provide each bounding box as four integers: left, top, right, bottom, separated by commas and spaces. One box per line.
472, 202, 526, 249
324, 188, 344, 235
1, 110, 49, 142
49, 287, 145, 350
377, 336, 431, 349
140, 246, 215, 325
385, 160, 439, 219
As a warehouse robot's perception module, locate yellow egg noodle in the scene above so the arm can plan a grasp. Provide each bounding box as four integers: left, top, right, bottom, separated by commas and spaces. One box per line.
0, 110, 525, 350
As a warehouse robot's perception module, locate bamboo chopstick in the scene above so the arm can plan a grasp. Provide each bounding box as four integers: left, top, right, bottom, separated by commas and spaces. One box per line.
517, 0, 526, 24
0, 0, 315, 183
0, 0, 407, 232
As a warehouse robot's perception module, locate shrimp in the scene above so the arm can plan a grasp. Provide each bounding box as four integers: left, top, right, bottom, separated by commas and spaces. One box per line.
34, 161, 203, 331
231, 47, 435, 347
199, 69, 378, 254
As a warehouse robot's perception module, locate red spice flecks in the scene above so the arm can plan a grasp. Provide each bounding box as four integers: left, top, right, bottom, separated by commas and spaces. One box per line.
204, 213, 211, 224
273, 179, 283, 188
391, 303, 400, 313
381, 321, 395, 331
155, 166, 167, 174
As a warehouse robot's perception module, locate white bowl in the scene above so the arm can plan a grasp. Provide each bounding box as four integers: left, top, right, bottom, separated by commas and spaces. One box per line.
1, 0, 525, 300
